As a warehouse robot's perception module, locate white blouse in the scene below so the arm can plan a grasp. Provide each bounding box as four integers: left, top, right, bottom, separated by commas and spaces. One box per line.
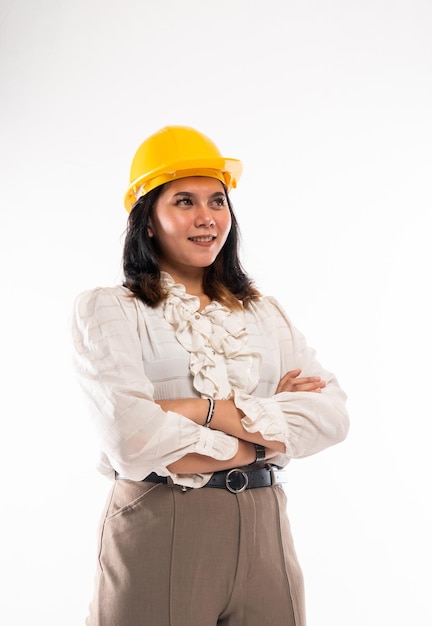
72, 273, 349, 488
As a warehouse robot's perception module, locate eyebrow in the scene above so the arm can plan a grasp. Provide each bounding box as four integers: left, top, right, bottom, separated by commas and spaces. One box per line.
172, 190, 226, 200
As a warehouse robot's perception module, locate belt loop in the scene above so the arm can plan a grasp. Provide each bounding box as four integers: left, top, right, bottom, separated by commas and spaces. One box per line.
267, 463, 277, 486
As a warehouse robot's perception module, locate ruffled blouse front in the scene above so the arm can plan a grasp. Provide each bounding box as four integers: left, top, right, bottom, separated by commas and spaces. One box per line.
161, 274, 261, 400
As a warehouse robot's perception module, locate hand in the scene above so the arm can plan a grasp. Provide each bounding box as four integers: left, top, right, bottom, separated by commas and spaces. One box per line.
276, 368, 326, 394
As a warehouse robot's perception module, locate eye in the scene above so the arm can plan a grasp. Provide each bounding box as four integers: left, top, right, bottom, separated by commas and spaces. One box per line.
175, 196, 193, 206
211, 196, 227, 208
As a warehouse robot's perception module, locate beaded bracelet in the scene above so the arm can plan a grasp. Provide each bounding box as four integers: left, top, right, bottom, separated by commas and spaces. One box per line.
204, 398, 215, 427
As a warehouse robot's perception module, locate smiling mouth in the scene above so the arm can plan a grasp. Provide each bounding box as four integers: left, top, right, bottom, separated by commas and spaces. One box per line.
188, 236, 216, 242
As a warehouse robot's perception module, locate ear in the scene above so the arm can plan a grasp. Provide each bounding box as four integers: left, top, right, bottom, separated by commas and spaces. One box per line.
147, 220, 154, 238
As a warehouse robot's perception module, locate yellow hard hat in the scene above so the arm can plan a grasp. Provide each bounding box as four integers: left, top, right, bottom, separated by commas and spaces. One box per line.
124, 126, 243, 212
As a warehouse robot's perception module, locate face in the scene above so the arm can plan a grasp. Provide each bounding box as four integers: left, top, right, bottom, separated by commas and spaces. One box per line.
148, 176, 232, 279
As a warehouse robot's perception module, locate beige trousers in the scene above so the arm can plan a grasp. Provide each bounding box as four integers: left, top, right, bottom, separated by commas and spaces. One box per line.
86, 479, 306, 626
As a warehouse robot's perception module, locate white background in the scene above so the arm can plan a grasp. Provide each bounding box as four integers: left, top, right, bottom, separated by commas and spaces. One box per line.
1, 1, 431, 624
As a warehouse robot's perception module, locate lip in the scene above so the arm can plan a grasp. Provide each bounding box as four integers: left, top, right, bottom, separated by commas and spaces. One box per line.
188, 235, 217, 246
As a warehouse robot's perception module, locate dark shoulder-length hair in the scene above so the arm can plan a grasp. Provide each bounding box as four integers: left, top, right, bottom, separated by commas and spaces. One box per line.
122, 183, 261, 310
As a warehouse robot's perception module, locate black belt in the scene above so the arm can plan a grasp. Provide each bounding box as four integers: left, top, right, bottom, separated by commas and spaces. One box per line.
116, 465, 288, 494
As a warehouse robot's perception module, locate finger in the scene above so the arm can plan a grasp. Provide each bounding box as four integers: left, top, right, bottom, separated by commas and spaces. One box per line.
278, 377, 326, 393
277, 369, 302, 387
285, 368, 302, 378
293, 377, 325, 386
290, 376, 322, 388
276, 369, 302, 393
292, 380, 326, 392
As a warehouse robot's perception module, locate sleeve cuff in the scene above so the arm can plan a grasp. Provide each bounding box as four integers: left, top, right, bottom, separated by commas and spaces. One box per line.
163, 426, 239, 489
234, 389, 290, 446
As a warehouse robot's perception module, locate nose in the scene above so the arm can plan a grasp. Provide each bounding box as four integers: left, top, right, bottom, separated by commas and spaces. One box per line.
194, 205, 215, 227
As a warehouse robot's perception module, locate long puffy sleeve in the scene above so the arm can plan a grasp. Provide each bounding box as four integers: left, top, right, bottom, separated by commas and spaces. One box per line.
71, 287, 238, 486
234, 297, 349, 463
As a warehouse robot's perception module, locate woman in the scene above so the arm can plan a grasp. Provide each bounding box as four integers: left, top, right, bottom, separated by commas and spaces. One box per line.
72, 125, 349, 626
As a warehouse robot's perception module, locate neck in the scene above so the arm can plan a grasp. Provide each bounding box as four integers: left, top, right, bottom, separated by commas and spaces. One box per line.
163, 268, 211, 310
181, 280, 211, 310
162, 265, 204, 292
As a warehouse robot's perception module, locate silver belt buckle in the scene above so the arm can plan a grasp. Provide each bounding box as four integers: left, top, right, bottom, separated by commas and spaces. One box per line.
225, 468, 249, 493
